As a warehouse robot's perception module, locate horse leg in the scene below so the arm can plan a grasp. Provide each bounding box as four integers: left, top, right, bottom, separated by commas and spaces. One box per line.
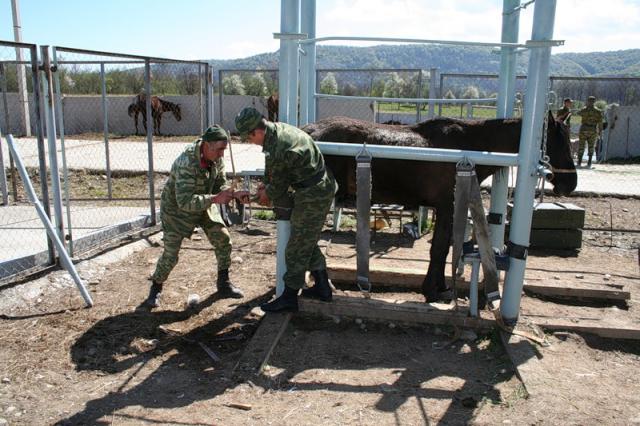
133, 111, 139, 135
142, 110, 148, 134
156, 114, 162, 136
422, 199, 454, 302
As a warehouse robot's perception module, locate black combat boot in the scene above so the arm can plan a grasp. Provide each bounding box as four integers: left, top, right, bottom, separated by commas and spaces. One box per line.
260, 286, 299, 313
301, 269, 332, 302
577, 157, 582, 167
140, 280, 163, 310
216, 269, 244, 299
587, 154, 593, 168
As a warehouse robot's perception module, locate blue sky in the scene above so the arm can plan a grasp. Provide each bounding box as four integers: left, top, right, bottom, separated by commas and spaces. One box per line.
1, 0, 639, 60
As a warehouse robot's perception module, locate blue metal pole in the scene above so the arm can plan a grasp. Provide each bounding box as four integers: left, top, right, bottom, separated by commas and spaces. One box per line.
489, 0, 521, 250
275, 0, 300, 296
501, 0, 557, 324
299, 0, 316, 125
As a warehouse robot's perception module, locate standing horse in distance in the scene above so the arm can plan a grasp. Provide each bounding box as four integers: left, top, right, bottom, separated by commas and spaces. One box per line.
127, 94, 182, 136
267, 93, 279, 122
303, 112, 577, 303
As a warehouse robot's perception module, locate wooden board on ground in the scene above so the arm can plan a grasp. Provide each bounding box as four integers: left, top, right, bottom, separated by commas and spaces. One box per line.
299, 294, 494, 330
232, 312, 291, 379
327, 265, 630, 302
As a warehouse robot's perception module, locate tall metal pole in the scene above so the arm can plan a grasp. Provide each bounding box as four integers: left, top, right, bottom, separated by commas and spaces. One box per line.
275, 0, 300, 296
40, 46, 65, 252
428, 68, 438, 119
11, 0, 31, 136
52, 47, 75, 257
145, 60, 156, 225
489, 0, 521, 250
0, 63, 18, 200
501, 0, 557, 324
31, 45, 55, 264
299, 0, 316, 125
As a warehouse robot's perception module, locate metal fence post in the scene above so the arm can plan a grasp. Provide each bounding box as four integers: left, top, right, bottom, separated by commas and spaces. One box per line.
0, 126, 8, 205
206, 65, 214, 126
144, 59, 156, 225
51, 47, 75, 257
428, 68, 438, 119
100, 62, 113, 199
416, 69, 423, 122
40, 45, 66, 254
218, 69, 223, 126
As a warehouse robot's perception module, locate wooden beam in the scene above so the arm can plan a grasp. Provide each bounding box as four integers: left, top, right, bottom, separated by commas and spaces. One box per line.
299, 294, 640, 340
232, 312, 291, 379
299, 295, 495, 330
327, 265, 630, 302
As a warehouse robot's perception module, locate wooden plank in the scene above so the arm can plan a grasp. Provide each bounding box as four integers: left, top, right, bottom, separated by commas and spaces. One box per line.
232, 312, 291, 379
299, 295, 495, 330
327, 265, 630, 301
524, 316, 640, 340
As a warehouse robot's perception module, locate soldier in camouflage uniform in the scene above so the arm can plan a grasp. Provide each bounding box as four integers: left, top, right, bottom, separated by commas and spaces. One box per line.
140, 125, 250, 309
556, 97, 573, 126
235, 107, 337, 313
577, 96, 603, 168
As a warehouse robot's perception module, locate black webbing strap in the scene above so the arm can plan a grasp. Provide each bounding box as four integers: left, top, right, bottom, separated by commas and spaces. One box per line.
487, 212, 503, 225
451, 160, 500, 303
506, 240, 528, 260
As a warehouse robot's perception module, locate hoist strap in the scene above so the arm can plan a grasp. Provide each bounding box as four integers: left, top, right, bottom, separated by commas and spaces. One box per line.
356, 151, 372, 294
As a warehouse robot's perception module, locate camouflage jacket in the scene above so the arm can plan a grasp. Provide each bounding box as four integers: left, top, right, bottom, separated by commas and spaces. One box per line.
262, 122, 330, 203
161, 139, 228, 223
578, 105, 603, 132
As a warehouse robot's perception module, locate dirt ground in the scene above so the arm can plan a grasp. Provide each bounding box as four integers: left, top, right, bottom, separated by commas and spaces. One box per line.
0, 195, 639, 425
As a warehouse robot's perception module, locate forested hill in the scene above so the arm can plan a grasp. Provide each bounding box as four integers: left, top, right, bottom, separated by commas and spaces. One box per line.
208, 45, 640, 77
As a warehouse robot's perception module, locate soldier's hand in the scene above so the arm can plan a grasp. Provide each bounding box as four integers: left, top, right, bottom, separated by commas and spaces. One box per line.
212, 189, 234, 205
233, 190, 251, 204
256, 186, 271, 206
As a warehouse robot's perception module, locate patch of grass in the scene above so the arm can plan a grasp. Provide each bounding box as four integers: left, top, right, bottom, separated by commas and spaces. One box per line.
501, 382, 529, 407
253, 210, 275, 220
340, 214, 356, 228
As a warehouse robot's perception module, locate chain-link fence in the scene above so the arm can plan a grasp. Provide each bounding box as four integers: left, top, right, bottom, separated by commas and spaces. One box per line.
0, 40, 55, 279
1, 43, 214, 280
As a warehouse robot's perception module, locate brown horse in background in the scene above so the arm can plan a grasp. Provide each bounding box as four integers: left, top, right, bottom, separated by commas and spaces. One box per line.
127, 94, 182, 136
267, 93, 279, 122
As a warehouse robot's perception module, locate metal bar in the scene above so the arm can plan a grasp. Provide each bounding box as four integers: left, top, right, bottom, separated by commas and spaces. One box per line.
299, 0, 316, 125
316, 142, 519, 167
144, 60, 156, 225
299, 35, 560, 49
0, 39, 37, 49
206, 64, 213, 126
318, 67, 422, 73
438, 72, 444, 117
0, 127, 8, 205
6, 134, 93, 307
53, 45, 208, 65
315, 93, 496, 105
501, 0, 558, 325
40, 45, 66, 252
100, 63, 113, 199
30, 44, 55, 264
52, 47, 75, 257
416, 69, 423, 121
428, 68, 438, 119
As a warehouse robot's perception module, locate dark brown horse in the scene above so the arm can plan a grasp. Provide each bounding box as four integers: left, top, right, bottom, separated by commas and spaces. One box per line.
127, 94, 182, 136
303, 112, 577, 302
267, 93, 279, 122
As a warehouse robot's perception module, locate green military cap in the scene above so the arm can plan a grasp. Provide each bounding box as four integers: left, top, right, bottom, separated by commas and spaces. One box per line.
202, 124, 229, 142
235, 107, 263, 140
587, 96, 596, 102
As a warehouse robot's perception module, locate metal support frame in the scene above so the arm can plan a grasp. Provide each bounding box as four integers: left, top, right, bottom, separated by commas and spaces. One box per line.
427, 68, 438, 119
40, 46, 66, 253
501, 0, 558, 324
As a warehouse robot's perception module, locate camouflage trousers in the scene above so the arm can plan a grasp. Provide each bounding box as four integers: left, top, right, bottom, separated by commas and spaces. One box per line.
578, 130, 598, 158
283, 178, 337, 290
151, 215, 232, 284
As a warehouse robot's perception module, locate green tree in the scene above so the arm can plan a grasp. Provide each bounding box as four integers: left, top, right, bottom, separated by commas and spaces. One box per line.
461, 85, 480, 99
223, 74, 245, 95
242, 72, 267, 96
320, 72, 338, 95
383, 72, 404, 98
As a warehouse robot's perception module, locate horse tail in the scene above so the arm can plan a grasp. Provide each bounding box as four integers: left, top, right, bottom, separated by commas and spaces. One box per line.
127, 103, 135, 117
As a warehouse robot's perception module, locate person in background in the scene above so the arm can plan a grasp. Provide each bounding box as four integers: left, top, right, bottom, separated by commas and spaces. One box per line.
140, 125, 249, 310
556, 97, 573, 126
577, 96, 603, 168
234, 107, 337, 313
